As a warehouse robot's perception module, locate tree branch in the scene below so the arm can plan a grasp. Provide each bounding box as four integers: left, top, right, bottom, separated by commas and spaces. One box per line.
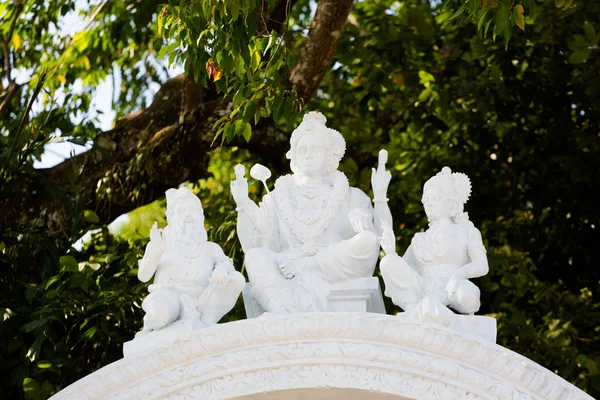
289, 0, 354, 100
0, 0, 361, 235
0, 1, 24, 118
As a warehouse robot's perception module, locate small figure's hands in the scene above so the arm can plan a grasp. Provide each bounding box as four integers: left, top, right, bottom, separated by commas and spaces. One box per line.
371, 149, 392, 201
349, 208, 371, 234
149, 221, 163, 243
445, 271, 466, 298
230, 164, 250, 207
277, 255, 299, 279
146, 221, 165, 256
378, 224, 396, 255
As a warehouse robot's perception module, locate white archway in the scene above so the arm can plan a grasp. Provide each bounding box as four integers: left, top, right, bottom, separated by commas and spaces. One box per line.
51, 313, 593, 400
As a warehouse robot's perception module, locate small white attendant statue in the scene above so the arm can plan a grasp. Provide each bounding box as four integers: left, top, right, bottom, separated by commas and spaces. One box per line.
376, 166, 490, 323
231, 111, 384, 314
136, 187, 245, 335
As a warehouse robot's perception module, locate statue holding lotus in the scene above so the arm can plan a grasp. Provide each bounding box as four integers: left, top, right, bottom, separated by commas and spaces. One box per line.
230, 112, 389, 313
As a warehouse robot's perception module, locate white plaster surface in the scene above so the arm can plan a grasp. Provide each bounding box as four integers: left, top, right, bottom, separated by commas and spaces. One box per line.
243, 276, 386, 318
50, 313, 594, 400
231, 112, 385, 314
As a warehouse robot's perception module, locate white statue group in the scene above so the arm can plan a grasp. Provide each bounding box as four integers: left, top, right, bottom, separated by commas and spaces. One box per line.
133, 111, 489, 340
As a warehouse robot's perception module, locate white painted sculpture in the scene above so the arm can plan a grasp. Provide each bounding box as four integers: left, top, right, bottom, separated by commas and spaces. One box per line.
134, 187, 245, 336
377, 166, 490, 325
230, 111, 386, 314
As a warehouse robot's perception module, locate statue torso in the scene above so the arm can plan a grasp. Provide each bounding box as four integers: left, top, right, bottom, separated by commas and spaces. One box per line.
154, 235, 215, 290
270, 171, 356, 254
410, 223, 470, 279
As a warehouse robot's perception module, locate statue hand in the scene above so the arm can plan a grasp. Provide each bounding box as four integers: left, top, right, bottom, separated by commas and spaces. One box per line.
149, 222, 163, 242
147, 222, 165, 255
230, 164, 249, 206
445, 272, 465, 298
371, 149, 391, 200
378, 225, 396, 255
277, 255, 298, 279
349, 208, 371, 234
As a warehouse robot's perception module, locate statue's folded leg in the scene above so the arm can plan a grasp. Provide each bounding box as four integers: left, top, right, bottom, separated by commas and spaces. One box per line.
314, 230, 380, 282
198, 271, 246, 325
448, 279, 481, 314
380, 253, 424, 311
141, 287, 180, 332
245, 247, 290, 313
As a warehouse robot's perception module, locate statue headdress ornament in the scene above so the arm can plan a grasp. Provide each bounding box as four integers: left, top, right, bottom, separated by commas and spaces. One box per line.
423, 167, 472, 224
165, 187, 203, 222
426, 166, 472, 206
286, 111, 346, 169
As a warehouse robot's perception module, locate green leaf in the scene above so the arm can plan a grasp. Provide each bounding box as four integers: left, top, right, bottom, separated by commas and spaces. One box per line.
157, 42, 178, 60
21, 316, 57, 332
273, 95, 285, 123
37, 361, 52, 369
83, 210, 99, 223
23, 377, 41, 400
230, 2, 240, 21
584, 22, 598, 45
242, 122, 252, 142
569, 49, 591, 64
448, 5, 466, 21
477, 10, 489, 31
251, 48, 261, 72
59, 255, 78, 271
243, 101, 257, 124
83, 326, 97, 339
418, 71, 435, 84
568, 35, 589, 51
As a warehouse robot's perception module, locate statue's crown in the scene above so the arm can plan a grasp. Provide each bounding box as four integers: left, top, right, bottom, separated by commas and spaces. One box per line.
428, 167, 472, 205
287, 111, 346, 163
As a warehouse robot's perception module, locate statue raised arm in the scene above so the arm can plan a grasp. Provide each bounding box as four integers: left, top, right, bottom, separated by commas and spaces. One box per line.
230, 164, 271, 251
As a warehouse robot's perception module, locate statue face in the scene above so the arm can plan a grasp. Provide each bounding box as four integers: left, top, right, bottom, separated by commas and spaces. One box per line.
295, 135, 328, 178
422, 187, 453, 222
174, 204, 206, 242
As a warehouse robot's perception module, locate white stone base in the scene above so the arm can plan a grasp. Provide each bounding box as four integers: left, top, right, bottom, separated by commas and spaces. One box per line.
243, 276, 386, 318
396, 311, 497, 342
123, 317, 206, 358
52, 312, 594, 400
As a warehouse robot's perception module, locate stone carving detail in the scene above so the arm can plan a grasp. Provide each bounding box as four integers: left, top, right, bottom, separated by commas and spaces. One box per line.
230, 111, 385, 314
376, 166, 489, 323
51, 313, 593, 400
133, 187, 244, 336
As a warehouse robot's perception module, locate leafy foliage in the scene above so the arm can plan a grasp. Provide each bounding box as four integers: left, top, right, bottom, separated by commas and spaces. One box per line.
1, 0, 599, 398
159, 0, 303, 142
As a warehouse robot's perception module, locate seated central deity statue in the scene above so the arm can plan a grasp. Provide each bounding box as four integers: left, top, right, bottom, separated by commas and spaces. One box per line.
230, 112, 381, 313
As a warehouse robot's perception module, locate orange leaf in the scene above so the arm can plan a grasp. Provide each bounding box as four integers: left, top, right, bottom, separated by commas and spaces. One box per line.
393, 73, 404, 87
515, 4, 525, 31
206, 59, 215, 79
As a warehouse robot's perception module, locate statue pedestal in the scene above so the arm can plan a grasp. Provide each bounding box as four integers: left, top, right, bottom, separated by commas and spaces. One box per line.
51, 313, 593, 400
123, 317, 206, 358
243, 276, 386, 318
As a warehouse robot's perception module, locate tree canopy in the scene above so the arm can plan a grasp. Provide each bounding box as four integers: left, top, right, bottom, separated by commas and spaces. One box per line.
1, 0, 599, 398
